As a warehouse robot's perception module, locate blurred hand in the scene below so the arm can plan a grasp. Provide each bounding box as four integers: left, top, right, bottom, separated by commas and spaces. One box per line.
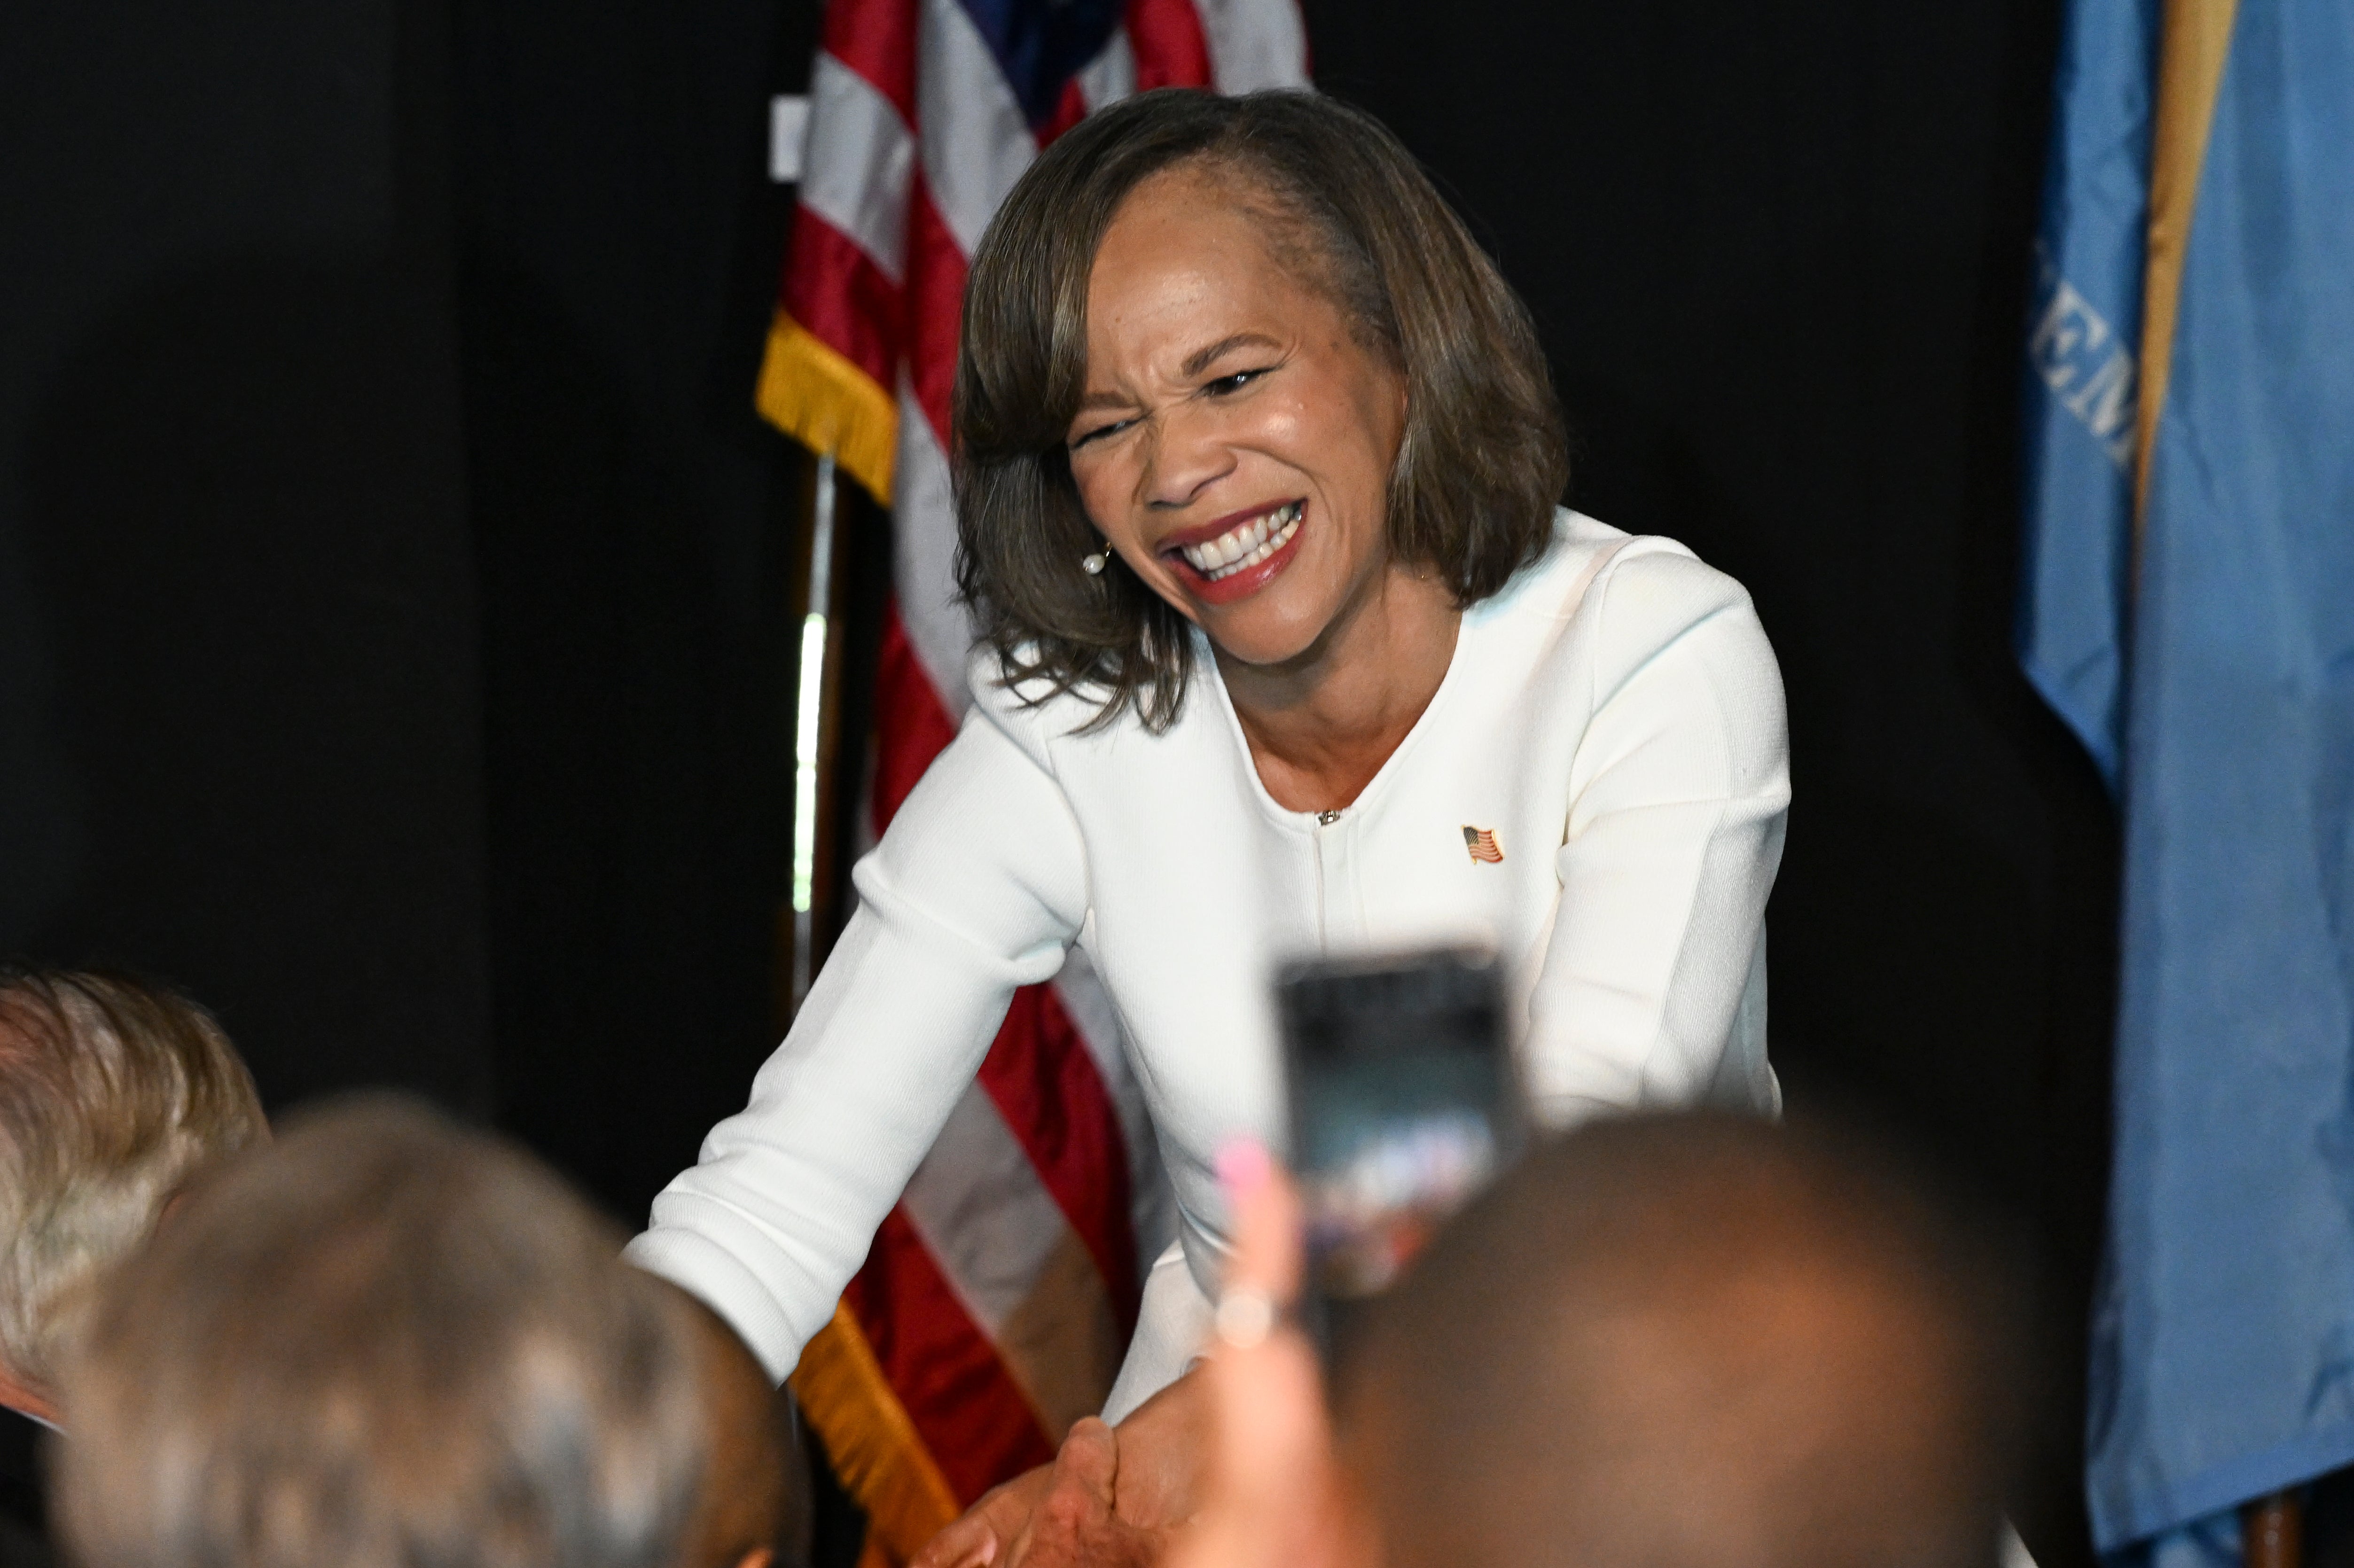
1165, 1143, 1361, 1568
911, 1464, 1053, 1568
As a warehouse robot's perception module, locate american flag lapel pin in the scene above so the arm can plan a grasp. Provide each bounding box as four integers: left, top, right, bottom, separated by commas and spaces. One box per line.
1462, 825, 1504, 864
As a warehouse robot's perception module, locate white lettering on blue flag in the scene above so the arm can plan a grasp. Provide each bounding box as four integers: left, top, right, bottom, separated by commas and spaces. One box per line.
2014, 0, 2160, 792
2028, 250, 2138, 467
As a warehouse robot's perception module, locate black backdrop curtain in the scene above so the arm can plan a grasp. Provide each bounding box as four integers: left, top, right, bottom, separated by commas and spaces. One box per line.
2, 0, 2116, 1560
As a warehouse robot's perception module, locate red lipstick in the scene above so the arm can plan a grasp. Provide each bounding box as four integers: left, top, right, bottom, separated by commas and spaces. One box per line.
1162, 499, 1307, 606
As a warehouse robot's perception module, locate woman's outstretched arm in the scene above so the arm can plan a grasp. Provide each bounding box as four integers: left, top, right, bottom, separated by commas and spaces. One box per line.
625, 705, 1090, 1380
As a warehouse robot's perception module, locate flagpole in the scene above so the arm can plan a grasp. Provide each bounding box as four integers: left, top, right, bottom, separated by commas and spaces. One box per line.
790, 448, 839, 1016
2243, 1494, 2301, 1568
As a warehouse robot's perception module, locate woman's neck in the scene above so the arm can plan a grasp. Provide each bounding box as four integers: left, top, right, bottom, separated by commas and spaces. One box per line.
1215, 565, 1461, 815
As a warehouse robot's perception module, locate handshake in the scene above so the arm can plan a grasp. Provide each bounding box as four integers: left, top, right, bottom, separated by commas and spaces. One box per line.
918, 1112, 2018, 1568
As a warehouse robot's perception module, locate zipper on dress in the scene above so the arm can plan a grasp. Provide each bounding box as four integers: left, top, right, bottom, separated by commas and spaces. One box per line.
1313, 809, 1342, 949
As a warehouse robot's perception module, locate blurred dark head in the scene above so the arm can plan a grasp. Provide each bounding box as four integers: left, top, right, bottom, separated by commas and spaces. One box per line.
54, 1093, 793, 1568
672, 1287, 806, 1568
0, 964, 263, 1414
1337, 1111, 2021, 1568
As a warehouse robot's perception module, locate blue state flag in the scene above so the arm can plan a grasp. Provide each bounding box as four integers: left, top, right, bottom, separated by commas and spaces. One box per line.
2022, 0, 2354, 1561
2019, 0, 2158, 787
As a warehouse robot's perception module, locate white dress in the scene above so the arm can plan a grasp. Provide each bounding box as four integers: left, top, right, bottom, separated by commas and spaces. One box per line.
626, 510, 1791, 1413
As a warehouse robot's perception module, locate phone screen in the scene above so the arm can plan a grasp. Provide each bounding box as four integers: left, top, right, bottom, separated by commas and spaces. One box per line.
1278, 949, 1521, 1354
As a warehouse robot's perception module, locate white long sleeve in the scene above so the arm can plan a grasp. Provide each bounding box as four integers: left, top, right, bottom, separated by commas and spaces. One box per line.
1525, 547, 1790, 1118
628, 511, 1790, 1396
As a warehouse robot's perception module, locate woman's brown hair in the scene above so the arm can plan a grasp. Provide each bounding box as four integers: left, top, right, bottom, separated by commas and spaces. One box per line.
954, 88, 1569, 732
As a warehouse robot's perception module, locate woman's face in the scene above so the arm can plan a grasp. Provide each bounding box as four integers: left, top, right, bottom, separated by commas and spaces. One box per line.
1066, 168, 1408, 669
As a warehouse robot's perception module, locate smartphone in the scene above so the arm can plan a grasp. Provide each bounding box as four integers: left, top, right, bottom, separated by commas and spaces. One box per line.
1277, 948, 1523, 1358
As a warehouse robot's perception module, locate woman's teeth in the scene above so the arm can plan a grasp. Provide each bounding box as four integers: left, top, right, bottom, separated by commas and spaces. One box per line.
1179, 502, 1303, 580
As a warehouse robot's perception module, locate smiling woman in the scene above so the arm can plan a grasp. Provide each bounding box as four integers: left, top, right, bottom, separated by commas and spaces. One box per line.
955, 92, 1564, 746
628, 88, 1791, 1568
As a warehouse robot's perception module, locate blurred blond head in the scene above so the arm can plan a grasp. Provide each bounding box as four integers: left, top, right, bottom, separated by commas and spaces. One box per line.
0, 965, 264, 1409
53, 1094, 737, 1568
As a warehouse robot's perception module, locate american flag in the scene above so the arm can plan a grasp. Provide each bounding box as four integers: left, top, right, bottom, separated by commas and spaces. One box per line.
1463, 826, 1503, 864
757, 3, 1307, 1562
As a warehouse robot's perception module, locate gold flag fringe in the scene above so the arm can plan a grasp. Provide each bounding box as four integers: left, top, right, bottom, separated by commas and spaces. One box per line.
755, 311, 900, 505
790, 1300, 962, 1566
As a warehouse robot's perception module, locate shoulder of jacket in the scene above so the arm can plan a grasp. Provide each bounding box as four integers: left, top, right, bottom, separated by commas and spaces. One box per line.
1574, 527, 1773, 697
1590, 536, 1753, 627
962, 645, 1141, 771
1481, 510, 1735, 621
1482, 511, 1767, 691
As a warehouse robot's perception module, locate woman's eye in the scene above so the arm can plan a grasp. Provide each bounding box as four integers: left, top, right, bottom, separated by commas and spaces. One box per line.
1070, 418, 1132, 450
1204, 367, 1273, 397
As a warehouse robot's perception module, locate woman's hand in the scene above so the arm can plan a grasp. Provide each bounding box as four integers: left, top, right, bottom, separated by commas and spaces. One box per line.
1089, 1371, 1212, 1532
991, 1417, 1165, 1568
909, 1424, 1160, 1568
911, 1375, 1208, 1568
912, 1464, 1054, 1568
913, 1140, 1356, 1568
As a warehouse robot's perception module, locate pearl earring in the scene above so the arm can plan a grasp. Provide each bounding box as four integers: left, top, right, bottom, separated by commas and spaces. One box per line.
1081, 548, 1110, 575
